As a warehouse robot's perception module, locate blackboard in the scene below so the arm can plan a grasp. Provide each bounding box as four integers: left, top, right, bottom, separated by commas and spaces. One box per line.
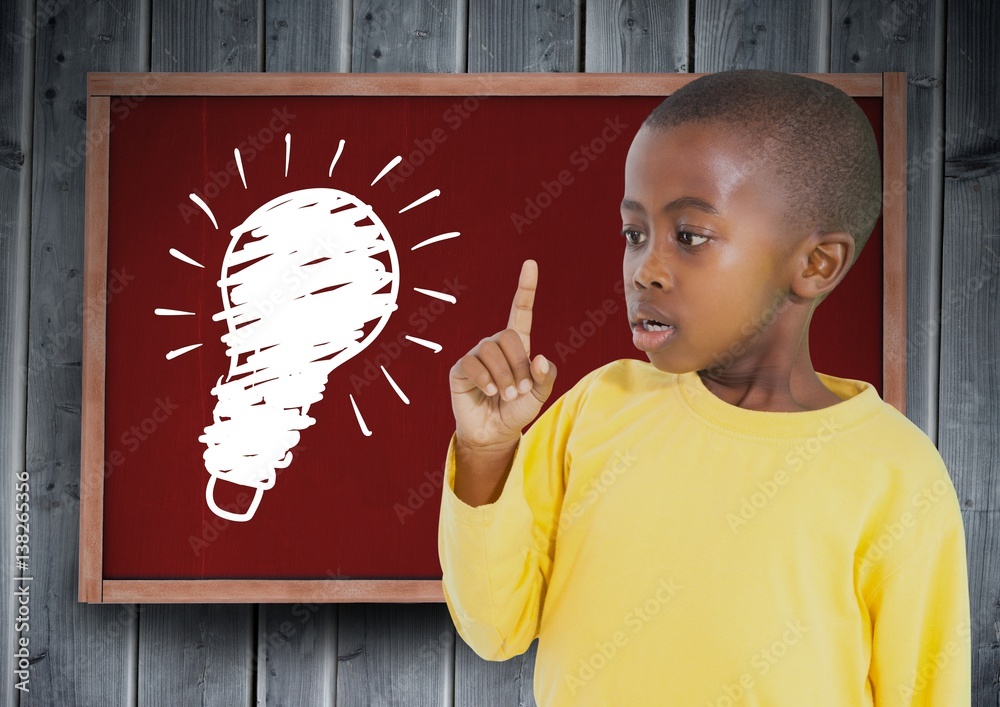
79, 72, 905, 603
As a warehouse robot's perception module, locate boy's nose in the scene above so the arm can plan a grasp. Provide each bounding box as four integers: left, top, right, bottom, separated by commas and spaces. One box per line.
632, 250, 673, 290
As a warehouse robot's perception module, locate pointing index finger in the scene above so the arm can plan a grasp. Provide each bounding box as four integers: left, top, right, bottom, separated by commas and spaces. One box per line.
507, 259, 537, 357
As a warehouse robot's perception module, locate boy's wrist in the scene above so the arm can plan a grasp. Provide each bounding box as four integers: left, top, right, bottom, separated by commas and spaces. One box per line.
454, 432, 520, 461
452, 433, 520, 507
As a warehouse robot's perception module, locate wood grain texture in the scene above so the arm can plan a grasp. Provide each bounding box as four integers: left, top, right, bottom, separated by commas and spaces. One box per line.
88, 70, 884, 96
939, 0, 1000, 702
78, 96, 110, 603
939, 0, 1000, 513
881, 72, 908, 415
584, 0, 688, 73
138, 604, 255, 704
351, 0, 463, 73
104, 579, 444, 603
152, 0, 261, 72
964, 510, 1000, 703
830, 0, 944, 440
257, 603, 337, 707
1, 0, 32, 704
468, 0, 580, 72
337, 603, 455, 706
455, 638, 539, 707
24, 1, 145, 704
694, 0, 819, 72
264, 0, 351, 72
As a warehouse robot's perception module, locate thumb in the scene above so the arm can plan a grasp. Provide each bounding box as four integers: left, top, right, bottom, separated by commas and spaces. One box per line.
530, 353, 558, 401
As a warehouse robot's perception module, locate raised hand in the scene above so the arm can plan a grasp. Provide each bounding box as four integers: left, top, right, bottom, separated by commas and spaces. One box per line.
449, 259, 558, 450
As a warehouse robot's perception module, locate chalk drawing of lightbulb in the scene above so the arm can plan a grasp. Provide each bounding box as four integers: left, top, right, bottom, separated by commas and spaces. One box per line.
158, 133, 459, 522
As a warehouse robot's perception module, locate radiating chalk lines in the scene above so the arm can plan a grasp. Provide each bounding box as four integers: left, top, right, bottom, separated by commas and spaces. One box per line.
156, 133, 461, 520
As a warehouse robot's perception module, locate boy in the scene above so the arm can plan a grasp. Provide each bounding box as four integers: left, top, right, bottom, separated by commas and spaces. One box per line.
439, 69, 971, 705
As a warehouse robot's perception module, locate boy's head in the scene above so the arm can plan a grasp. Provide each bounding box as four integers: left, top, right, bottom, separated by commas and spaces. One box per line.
642, 69, 882, 270
622, 69, 882, 376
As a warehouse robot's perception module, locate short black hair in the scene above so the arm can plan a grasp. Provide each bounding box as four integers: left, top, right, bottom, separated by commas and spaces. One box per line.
642, 69, 882, 272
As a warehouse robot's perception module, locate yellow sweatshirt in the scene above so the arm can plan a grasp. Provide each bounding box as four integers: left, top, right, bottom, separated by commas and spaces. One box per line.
438, 358, 971, 706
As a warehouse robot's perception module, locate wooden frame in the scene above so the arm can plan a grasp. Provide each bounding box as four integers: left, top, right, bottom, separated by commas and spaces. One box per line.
80, 71, 905, 603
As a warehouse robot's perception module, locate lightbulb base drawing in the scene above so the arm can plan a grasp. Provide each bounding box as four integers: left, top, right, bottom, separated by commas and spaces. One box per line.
199, 187, 400, 522
206, 475, 265, 522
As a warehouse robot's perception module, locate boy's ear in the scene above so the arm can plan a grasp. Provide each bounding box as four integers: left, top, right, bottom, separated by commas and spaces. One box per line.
790, 230, 855, 301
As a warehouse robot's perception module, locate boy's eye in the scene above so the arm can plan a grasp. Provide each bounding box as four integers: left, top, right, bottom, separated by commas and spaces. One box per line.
620, 228, 644, 245
678, 231, 709, 247
622, 228, 708, 248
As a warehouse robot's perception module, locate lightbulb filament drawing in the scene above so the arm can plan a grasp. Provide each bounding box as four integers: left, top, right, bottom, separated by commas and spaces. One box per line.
158, 133, 460, 522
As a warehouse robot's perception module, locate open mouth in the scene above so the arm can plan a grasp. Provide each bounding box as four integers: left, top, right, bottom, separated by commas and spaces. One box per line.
639, 319, 674, 332
632, 319, 676, 352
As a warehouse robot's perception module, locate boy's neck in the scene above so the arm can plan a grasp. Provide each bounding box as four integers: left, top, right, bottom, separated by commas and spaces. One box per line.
696, 362, 843, 413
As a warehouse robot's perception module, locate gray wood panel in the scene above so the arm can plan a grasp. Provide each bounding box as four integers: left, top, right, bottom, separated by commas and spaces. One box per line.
1, 0, 33, 705
257, 602, 337, 707
964, 510, 1000, 704
152, 0, 261, 72
138, 2, 260, 706
265, 0, 351, 72
138, 603, 254, 705
351, 0, 463, 73
454, 638, 537, 707
939, 0, 1000, 515
468, 0, 580, 72
584, 0, 688, 73
338, 603, 455, 706
23, 0, 145, 704
695, 0, 819, 72
831, 0, 945, 442
940, 2, 1000, 703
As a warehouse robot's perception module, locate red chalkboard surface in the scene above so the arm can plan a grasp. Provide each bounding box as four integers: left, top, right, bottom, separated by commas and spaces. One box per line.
80, 73, 904, 602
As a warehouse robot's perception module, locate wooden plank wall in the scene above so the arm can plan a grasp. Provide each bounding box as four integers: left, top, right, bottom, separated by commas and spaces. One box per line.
940, 1, 999, 701
1, 0, 32, 706
21, 2, 144, 706
0, 0, 995, 704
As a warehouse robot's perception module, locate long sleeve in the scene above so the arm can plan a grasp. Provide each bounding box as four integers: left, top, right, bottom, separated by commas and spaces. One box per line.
437, 367, 602, 661
866, 486, 971, 705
